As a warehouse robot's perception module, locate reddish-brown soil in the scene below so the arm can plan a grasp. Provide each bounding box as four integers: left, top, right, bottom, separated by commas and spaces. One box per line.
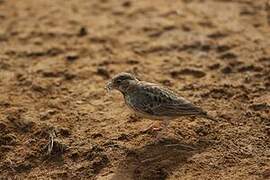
0, 0, 270, 179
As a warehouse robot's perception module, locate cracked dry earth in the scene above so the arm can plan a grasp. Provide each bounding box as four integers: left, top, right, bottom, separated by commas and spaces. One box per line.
0, 0, 270, 179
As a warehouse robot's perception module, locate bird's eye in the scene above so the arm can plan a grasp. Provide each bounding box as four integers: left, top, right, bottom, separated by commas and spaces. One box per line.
116, 80, 121, 83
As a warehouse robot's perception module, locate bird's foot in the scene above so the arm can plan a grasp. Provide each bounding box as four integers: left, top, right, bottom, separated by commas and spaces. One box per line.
141, 122, 163, 133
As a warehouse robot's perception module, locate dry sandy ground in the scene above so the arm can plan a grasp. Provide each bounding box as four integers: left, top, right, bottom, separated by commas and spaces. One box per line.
0, 0, 270, 179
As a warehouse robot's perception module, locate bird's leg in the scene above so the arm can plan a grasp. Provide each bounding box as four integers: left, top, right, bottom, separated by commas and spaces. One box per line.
142, 121, 163, 133
155, 120, 170, 141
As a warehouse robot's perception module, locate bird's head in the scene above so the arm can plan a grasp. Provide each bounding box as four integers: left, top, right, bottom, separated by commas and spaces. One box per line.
106, 72, 138, 93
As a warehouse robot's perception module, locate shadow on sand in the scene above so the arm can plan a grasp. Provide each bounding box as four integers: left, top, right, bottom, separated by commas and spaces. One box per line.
112, 138, 211, 180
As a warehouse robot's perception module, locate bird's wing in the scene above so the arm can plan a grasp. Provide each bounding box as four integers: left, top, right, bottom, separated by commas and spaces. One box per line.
131, 83, 205, 117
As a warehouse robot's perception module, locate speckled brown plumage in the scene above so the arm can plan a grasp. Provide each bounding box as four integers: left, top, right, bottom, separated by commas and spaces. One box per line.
106, 72, 216, 122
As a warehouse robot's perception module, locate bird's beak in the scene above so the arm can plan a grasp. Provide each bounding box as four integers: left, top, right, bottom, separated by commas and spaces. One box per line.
105, 81, 114, 92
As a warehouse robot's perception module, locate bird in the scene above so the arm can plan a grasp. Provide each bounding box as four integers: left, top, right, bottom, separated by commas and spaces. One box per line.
106, 72, 216, 137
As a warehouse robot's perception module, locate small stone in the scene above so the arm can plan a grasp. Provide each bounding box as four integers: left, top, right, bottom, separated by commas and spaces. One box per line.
208, 63, 220, 70
221, 66, 232, 74
78, 27, 87, 37
66, 53, 79, 62
122, 1, 131, 7
91, 133, 103, 139
96, 67, 110, 79
126, 59, 139, 64
64, 72, 76, 80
